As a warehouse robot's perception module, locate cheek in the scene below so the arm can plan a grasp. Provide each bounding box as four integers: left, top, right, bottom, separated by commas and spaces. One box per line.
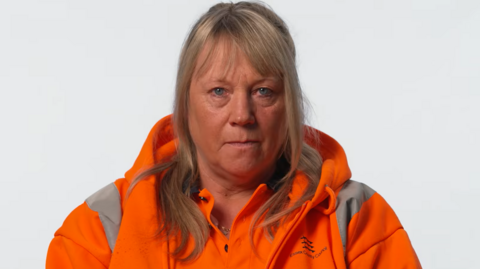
188, 95, 225, 153
258, 103, 287, 148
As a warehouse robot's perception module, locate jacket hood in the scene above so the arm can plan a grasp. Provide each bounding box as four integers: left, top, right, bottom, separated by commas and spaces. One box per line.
124, 114, 351, 208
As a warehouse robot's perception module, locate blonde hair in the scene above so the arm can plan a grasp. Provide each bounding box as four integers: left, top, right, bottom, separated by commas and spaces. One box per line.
129, 1, 323, 261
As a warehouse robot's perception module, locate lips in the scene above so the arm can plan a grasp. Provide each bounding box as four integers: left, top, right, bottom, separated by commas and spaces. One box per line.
226, 140, 259, 147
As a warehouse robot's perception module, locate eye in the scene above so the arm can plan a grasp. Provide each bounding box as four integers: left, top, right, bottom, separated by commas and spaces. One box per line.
257, 87, 272, 96
213, 88, 225, 96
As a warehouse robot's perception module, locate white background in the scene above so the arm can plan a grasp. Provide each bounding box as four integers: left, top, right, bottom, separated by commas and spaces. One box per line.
1, 0, 479, 268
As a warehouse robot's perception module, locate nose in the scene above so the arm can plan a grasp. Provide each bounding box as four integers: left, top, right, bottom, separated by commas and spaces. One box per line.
229, 91, 255, 126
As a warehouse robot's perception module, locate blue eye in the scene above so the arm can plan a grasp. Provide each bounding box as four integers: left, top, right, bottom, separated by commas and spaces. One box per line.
213, 88, 225, 96
258, 87, 271, 95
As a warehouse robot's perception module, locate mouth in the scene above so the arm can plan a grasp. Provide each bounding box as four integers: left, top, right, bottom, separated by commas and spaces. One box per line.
226, 140, 260, 148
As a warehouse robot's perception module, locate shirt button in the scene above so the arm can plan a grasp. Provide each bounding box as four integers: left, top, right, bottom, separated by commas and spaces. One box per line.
224, 244, 228, 253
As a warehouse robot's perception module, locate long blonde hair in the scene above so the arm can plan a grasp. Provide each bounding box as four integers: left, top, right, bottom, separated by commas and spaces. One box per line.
129, 1, 323, 261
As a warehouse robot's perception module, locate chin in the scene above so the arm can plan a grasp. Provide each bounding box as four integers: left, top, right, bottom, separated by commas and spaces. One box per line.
220, 160, 269, 177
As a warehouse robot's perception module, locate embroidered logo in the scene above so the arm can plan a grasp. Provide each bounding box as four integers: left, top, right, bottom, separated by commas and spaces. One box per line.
301, 236, 315, 253
289, 236, 328, 260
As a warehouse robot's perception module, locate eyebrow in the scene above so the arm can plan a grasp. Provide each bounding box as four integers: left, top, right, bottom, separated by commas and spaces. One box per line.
202, 76, 280, 85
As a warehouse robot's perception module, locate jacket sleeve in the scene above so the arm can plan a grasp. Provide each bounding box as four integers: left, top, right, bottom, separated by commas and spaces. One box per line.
46, 202, 112, 268
335, 180, 421, 268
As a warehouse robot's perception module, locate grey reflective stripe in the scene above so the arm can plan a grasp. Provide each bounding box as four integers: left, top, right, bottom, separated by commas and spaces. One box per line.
335, 180, 376, 254
85, 182, 122, 252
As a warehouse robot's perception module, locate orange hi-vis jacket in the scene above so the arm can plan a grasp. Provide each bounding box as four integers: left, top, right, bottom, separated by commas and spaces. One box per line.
47, 114, 421, 268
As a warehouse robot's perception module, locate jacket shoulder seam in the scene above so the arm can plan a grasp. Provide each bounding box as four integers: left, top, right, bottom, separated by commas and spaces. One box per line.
54, 234, 109, 269
347, 227, 404, 266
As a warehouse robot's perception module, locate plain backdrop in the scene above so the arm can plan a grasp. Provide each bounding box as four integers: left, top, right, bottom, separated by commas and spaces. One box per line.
1, 0, 479, 268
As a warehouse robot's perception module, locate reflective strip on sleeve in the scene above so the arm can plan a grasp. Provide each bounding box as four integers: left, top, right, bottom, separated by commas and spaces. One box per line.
335, 180, 376, 254
85, 182, 122, 252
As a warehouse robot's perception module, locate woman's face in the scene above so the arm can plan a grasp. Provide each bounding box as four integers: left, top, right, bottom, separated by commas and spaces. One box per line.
188, 41, 287, 182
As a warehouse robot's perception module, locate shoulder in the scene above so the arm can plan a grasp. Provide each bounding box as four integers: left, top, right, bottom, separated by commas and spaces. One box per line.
49, 178, 129, 256
334, 180, 406, 263
335, 180, 377, 212
46, 179, 131, 268
84, 179, 128, 251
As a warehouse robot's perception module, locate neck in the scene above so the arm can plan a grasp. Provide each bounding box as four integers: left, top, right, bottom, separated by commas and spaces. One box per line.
198, 160, 275, 201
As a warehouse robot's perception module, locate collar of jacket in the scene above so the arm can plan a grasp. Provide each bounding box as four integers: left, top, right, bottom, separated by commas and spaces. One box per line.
123, 114, 351, 213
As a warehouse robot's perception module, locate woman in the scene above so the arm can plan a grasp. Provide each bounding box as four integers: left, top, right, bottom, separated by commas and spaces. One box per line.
47, 2, 421, 268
